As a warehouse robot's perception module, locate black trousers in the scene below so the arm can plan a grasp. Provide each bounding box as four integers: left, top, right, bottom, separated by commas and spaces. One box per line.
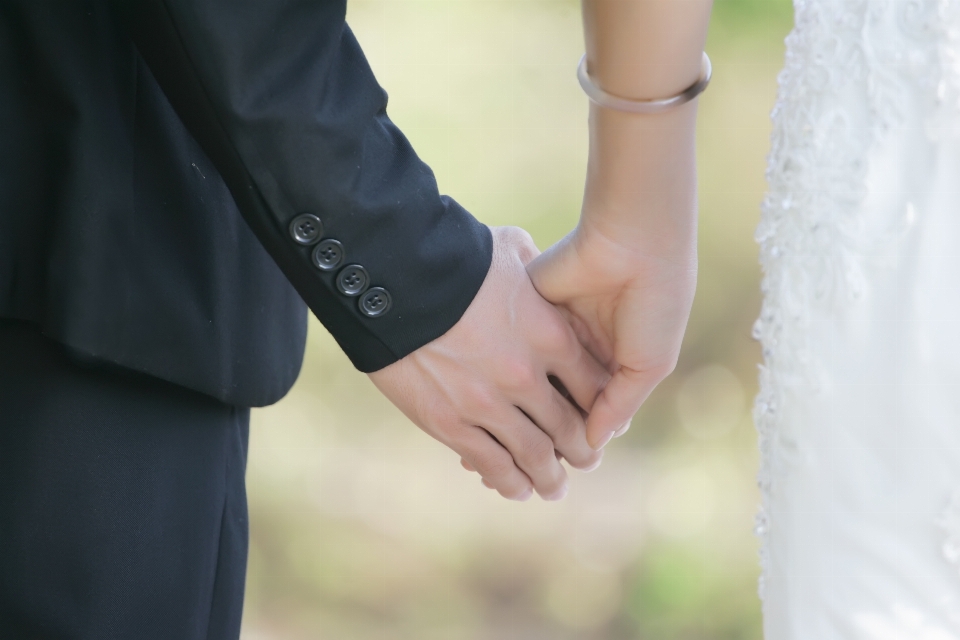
0, 321, 250, 639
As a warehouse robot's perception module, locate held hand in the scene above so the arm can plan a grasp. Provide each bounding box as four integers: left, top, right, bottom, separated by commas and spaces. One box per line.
368, 226, 611, 501
526, 217, 697, 449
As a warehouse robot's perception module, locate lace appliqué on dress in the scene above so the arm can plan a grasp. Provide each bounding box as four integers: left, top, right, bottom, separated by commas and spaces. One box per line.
753, 0, 960, 600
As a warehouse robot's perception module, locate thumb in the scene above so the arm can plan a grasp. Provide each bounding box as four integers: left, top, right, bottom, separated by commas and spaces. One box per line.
526, 235, 587, 303
585, 365, 659, 449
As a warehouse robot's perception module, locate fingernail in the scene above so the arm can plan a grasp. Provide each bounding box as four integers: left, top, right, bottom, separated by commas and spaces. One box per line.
613, 421, 632, 438
591, 430, 615, 450
515, 488, 534, 502
544, 483, 569, 502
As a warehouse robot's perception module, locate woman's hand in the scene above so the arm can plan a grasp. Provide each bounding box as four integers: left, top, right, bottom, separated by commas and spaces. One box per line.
525, 77, 702, 446
539, 0, 709, 449
527, 219, 697, 449
369, 226, 611, 501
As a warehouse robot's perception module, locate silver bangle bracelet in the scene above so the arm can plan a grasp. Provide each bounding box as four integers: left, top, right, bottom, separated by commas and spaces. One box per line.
577, 52, 712, 114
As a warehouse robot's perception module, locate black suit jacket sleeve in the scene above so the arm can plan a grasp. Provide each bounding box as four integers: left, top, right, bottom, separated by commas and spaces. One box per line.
112, 0, 492, 372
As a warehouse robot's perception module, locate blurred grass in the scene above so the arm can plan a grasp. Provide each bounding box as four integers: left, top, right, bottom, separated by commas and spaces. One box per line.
242, 1, 794, 638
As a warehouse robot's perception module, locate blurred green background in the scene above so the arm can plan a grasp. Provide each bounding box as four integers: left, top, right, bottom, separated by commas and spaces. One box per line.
241, 1, 793, 638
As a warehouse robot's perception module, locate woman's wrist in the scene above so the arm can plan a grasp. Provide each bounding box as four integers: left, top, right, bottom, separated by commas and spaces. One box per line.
580, 99, 699, 249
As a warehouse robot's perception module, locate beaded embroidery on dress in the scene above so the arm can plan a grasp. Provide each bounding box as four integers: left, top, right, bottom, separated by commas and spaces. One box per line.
754, 0, 960, 637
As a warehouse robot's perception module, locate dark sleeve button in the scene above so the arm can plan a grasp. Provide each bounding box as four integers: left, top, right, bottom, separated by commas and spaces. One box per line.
312, 239, 344, 271
359, 287, 392, 318
336, 264, 369, 297
289, 213, 323, 245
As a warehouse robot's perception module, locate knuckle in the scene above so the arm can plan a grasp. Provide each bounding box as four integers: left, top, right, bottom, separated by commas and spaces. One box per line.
503, 225, 534, 246
467, 385, 500, 417
648, 361, 677, 384
655, 353, 681, 378
538, 317, 576, 353
554, 404, 581, 437
663, 358, 679, 377
425, 399, 457, 423
537, 474, 567, 499
567, 448, 603, 471
518, 432, 558, 471
473, 447, 513, 478
417, 418, 454, 447
498, 357, 539, 392
423, 404, 459, 435
502, 226, 538, 261
557, 437, 593, 469
657, 355, 679, 377
543, 415, 578, 454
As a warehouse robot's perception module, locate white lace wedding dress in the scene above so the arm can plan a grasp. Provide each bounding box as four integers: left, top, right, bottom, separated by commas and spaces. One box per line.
753, 1, 960, 637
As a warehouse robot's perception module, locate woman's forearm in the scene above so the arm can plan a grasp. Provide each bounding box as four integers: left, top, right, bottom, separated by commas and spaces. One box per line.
580, 0, 713, 254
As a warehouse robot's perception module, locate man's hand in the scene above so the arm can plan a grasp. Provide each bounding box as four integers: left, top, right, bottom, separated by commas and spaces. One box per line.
526, 216, 697, 450
368, 226, 611, 501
